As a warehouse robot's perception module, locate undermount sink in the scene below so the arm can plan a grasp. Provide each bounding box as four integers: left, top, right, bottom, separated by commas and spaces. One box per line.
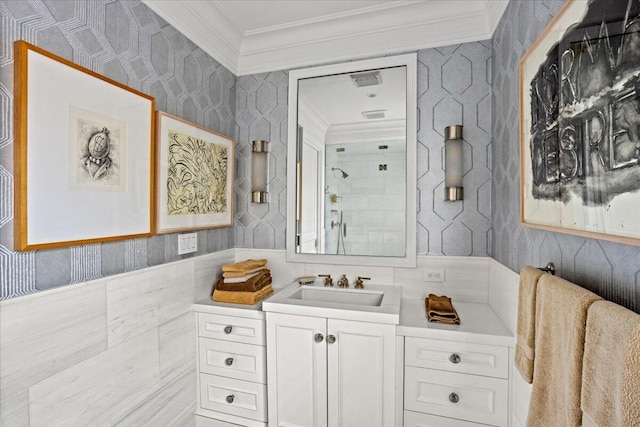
289, 285, 384, 307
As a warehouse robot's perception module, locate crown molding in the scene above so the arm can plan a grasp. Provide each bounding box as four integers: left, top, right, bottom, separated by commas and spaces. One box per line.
142, 0, 243, 75
485, 0, 511, 36
142, 0, 510, 76
298, 94, 330, 150
325, 120, 406, 145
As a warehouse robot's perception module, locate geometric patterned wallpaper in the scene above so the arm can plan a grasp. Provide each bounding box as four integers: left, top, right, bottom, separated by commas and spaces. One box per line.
8, 0, 632, 309
415, 42, 492, 256
234, 42, 493, 257
234, 71, 289, 250
491, 0, 640, 313
0, 0, 235, 299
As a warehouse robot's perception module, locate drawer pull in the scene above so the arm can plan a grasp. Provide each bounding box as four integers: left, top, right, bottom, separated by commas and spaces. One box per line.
327, 334, 336, 344
314, 333, 324, 343
449, 392, 460, 403
224, 325, 233, 334
225, 357, 234, 366
449, 353, 461, 364
226, 394, 235, 404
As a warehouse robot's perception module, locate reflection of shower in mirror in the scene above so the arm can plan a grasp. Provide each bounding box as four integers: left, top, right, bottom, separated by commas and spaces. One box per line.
331, 167, 349, 178
331, 210, 347, 254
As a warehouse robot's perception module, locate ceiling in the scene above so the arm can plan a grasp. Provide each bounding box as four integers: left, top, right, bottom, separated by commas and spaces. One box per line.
300, 66, 406, 125
141, 0, 510, 76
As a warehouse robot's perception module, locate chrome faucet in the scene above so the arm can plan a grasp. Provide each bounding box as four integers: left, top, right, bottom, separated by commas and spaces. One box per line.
337, 274, 349, 288
355, 276, 370, 289
319, 274, 333, 287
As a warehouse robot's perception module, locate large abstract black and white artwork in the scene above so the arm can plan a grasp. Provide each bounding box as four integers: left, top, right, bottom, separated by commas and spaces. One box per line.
521, 0, 640, 244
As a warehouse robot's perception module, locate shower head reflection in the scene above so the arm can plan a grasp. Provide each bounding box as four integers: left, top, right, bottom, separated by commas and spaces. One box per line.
332, 167, 349, 178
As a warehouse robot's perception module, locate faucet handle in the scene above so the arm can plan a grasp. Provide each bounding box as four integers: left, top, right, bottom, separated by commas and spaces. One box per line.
355, 276, 370, 289
337, 274, 349, 288
319, 274, 333, 287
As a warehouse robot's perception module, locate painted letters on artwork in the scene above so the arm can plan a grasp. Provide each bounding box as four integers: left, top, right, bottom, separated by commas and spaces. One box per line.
528, 0, 640, 206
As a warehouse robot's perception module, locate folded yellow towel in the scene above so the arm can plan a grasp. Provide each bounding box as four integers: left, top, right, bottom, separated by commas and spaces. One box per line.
425, 294, 460, 325
526, 274, 601, 427
222, 259, 267, 273
581, 300, 640, 427
515, 266, 545, 383
212, 284, 274, 305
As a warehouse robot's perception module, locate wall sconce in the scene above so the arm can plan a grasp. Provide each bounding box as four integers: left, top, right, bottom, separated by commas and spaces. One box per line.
444, 125, 463, 201
251, 140, 268, 203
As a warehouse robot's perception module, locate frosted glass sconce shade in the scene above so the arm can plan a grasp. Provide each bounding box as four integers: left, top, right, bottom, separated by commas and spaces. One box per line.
252, 140, 268, 203
444, 125, 463, 201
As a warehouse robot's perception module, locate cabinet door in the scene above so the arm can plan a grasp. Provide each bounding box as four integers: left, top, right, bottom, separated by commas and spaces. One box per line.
327, 319, 396, 427
266, 312, 327, 427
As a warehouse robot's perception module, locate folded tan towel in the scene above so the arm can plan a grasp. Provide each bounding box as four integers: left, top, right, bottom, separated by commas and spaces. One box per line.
426, 294, 460, 325
526, 275, 601, 427
215, 271, 272, 292
581, 300, 640, 427
223, 266, 266, 278
222, 259, 267, 273
212, 284, 274, 305
515, 266, 545, 383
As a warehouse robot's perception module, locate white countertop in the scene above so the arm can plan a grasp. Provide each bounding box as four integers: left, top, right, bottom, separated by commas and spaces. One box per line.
397, 298, 514, 347
262, 281, 401, 324
193, 285, 513, 345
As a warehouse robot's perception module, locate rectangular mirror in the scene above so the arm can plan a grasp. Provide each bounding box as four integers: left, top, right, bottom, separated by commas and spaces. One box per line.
286, 54, 417, 267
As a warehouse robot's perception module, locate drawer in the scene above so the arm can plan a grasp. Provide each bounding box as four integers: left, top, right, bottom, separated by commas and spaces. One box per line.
404, 366, 508, 426
404, 410, 491, 426
199, 313, 265, 345
199, 338, 266, 383
199, 374, 267, 422
405, 337, 508, 379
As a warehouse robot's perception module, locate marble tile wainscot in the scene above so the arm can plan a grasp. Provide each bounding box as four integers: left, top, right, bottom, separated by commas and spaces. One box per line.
0, 250, 234, 427
0, 250, 516, 426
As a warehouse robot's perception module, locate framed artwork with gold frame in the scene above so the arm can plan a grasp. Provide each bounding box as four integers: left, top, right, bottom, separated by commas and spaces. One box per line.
520, 0, 640, 246
155, 111, 235, 234
13, 40, 155, 250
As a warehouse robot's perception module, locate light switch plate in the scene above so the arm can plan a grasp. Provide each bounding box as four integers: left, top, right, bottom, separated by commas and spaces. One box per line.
178, 233, 197, 255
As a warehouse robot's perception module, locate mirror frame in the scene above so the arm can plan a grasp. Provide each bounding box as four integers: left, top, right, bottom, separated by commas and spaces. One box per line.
286, 53, 417, 268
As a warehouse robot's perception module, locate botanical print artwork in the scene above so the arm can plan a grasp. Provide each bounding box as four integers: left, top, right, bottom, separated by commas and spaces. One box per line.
70, 106, 126, 190
167, 130, 228, 215
528, 0, 640, 206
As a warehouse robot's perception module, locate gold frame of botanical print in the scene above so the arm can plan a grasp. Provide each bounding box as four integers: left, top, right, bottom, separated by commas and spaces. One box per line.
155, 111, 235, 234
519, 0, 640, 246
13, 40, 155, 251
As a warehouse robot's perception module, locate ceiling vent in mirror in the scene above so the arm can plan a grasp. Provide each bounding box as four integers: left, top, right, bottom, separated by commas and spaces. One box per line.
362, 109, 386, 120
350, 71, 382, 87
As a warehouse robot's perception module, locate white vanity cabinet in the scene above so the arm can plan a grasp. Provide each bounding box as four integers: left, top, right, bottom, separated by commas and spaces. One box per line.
398, 299, 514, 427
195, 302, 268, 427
266, 312, 397, 427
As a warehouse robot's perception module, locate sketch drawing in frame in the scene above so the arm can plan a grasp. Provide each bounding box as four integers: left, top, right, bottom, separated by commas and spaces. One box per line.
13, 41, 155, 250
520, 0, 640, 245
156, 111, 235, 234
69, 106, 127, 191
